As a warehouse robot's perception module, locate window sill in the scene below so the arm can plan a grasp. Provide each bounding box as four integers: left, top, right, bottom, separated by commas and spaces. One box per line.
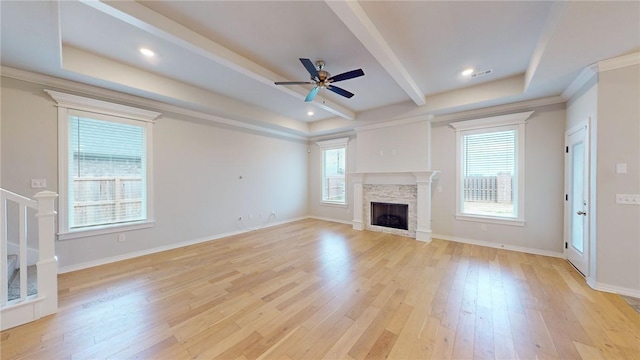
320, 201, 348, 208
455, 214, 525, 227
58, 220, 155, 240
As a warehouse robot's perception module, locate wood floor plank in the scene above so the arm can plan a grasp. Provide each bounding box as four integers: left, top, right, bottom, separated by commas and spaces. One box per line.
1, 219, 638, 359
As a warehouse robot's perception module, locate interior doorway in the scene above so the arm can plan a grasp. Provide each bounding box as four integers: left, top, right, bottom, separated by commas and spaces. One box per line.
565, 122, 590, 276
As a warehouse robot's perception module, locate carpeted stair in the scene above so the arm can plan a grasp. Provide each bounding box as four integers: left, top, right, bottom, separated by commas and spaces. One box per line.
6, 254, 37, 301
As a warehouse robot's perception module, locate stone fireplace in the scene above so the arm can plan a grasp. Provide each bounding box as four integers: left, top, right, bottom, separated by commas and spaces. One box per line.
350, 171, 438, 242
365, 185, 416, 237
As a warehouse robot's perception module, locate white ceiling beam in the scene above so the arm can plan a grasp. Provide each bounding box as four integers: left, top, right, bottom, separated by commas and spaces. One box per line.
325, 0, 425, 106
524, 1, 568, 91
80, 0, 356, 120
60, 45, 311, 135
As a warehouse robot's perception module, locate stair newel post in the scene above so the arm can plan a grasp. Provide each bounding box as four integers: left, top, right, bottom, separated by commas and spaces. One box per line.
33, 191, 58, 316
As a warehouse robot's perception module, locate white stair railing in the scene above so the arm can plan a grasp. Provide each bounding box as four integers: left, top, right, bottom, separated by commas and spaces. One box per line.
0, 188, 58, 330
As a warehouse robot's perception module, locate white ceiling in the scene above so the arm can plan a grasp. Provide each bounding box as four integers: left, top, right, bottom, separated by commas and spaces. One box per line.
1, 1, 639, 138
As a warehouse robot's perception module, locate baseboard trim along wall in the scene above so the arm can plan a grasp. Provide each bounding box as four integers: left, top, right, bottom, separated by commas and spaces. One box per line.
57, 216, 308, 274
431, 233, 565, 259
587, 277, 640, 298
306, 216, 353, 225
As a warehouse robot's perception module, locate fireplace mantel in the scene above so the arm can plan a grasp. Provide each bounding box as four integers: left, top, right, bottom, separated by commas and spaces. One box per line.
350, 170, 439, 242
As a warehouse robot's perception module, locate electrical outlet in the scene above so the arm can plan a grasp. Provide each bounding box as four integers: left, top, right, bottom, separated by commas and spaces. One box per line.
118, 234, 126, 242
616, 194, 640, 205
481, 224, 487, 231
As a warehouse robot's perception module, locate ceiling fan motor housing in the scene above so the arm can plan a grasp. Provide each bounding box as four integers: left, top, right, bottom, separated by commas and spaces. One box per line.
315, 61, 329, 82
316, 70, 330, 83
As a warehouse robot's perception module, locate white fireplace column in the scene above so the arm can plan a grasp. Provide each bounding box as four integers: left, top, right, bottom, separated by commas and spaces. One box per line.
414, 171, 439, 242
351, 173, 364, 230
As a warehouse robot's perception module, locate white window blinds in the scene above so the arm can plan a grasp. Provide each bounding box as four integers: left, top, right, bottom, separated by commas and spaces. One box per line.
461, 129, 517, 218
68, 115, 147, 229
463, 130, 516, 177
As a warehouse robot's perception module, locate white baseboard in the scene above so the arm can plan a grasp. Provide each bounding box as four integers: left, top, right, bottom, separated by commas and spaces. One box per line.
306, 216, 353, 225
57, 216, 307, 274
587, 278, 640, 298
431, 233, 565, 258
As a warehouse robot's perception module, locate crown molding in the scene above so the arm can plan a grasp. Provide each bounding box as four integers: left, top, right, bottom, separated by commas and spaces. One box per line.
449, 111, 534, 131
597, 52, 640, 72
355, 115, 430, 132
561, 64, 598, 100
430, 96, 564, 124
315, 137, 350, 149
1, 66, 308, 141
44, 89, 161, 122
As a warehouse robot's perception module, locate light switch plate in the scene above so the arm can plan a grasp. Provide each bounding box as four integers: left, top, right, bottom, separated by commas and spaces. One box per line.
30, 179, 47, 189
616, 163, 627, 174
616, 194, 640, 205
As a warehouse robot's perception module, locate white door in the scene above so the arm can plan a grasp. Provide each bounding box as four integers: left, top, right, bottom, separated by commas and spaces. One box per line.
565, 123, 589, 275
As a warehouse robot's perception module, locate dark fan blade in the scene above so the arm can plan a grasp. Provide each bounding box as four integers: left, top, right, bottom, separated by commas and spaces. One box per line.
328, 68, 364, 83
300, 58, 319, 80
305, 87, 320, 102
327, 85, 354, 98
274, 81, 315, 85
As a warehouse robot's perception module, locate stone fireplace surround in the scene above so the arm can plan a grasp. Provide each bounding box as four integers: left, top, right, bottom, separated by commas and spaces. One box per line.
350, 171, 439, 242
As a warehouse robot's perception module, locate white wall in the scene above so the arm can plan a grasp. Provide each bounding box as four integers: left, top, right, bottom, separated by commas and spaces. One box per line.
595, 64, 640, 293
431, 104, 566, 255
1, 77, 309, 270
356, 120, 430, 172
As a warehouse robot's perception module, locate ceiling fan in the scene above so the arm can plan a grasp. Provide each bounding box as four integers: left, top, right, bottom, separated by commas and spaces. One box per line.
275, 58, 364, 102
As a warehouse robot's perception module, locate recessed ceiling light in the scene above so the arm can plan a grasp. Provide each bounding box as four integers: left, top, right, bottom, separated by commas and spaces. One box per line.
461, 68, 474, 76
307, 111, 314, 116
139, 48, 155, 57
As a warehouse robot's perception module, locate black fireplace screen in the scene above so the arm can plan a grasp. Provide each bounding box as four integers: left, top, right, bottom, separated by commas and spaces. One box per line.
371, 202, 408, 230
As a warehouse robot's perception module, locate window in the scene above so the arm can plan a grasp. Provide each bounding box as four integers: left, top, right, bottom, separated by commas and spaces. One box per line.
450, 112, 532, 225
316, 138, 349, 205
46, 90, 160, 239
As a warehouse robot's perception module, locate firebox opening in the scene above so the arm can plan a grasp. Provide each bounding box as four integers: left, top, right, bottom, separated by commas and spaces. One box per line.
371, 202, 408, 230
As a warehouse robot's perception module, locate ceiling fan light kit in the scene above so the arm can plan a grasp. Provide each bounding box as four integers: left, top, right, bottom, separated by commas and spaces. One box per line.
275, 58, 365, 102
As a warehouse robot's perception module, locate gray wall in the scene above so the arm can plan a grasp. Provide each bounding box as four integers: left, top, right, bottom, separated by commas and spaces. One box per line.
1, 77, 309, 270
431, 104, 566, 254
356, 120, 431, 172
595, 64, 640, 292
567, 63, 640, 295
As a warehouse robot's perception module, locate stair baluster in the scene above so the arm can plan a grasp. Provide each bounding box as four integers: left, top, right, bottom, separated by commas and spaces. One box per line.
0, 188, 58, 330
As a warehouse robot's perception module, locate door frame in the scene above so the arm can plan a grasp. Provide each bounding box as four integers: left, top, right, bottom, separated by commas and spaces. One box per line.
564, 120, 591, 277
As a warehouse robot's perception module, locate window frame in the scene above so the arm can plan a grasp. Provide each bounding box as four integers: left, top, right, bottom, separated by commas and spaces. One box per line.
46, 90, 160, 240
450, 111, 533, 226
316, 137, 349, 206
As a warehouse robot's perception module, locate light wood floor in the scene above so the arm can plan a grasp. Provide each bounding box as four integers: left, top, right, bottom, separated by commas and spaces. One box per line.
2, 219, 639, 359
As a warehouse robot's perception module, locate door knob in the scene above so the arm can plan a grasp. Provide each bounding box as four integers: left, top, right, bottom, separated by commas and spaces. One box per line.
577, 210, 587, 215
